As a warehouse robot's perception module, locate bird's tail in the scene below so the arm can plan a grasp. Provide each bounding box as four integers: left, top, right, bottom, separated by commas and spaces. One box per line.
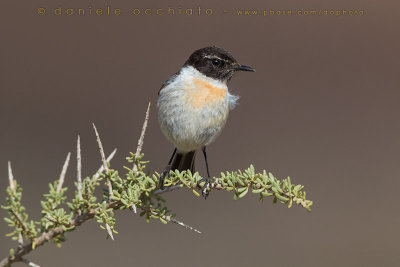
171, 150, 196, 173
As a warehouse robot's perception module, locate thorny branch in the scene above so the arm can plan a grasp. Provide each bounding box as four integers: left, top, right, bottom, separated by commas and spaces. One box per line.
1, 201, 116, 266
1, 150, 124, 267
8, 209, 29, 237
1, 103, 312, 266
1, 103, 201, 266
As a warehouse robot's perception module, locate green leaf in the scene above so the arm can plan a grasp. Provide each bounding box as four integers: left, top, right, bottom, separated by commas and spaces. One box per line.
275, 193, 289, 202
237, 187, 247, 193
192, 189, 200, 197
238, 188, 249, 198
4, 217, 13, 224
252, 188, 264, 194
262, 191, 273, 197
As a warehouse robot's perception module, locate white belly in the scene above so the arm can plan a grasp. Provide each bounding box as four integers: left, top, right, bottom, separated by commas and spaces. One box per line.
158, 66, 235, 152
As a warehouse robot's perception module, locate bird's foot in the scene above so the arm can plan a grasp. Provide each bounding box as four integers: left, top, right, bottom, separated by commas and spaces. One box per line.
199, 177, 213, 199
159, 165, 171, 190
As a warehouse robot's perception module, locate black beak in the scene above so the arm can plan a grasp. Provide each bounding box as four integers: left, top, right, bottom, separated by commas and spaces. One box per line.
235, 64, 256, 72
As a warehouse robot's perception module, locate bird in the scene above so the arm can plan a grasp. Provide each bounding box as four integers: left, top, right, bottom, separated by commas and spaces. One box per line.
157, 46, 255, 198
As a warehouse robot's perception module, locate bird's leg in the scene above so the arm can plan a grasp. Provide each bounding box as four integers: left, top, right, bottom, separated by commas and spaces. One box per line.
199, 146, 213, 199
159, 147, 177, 189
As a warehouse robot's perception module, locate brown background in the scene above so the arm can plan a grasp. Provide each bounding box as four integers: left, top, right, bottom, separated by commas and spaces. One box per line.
1, 0, 399, 266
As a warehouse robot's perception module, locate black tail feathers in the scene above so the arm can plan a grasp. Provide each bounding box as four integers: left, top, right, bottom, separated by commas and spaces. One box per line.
171, 151, 196, 173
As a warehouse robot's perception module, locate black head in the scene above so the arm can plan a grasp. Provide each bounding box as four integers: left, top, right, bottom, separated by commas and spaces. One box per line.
183, 46, 255, 82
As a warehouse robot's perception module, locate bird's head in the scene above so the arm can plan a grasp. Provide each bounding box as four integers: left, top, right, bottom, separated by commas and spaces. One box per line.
184, 46, 255, 82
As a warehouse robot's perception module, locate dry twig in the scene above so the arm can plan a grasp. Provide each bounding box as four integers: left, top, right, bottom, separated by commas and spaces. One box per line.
21, 258, 40, 267
77, 135, 82, 200
8, 161, 15, 191
93, 149, 117, 181
56, 153, 71, 193
133, 102, 150, 171
8, 162, 24, 245
92, 123, 113, 197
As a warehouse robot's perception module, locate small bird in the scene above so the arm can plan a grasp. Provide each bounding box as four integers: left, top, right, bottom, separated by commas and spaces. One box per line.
157, 46, 255, 198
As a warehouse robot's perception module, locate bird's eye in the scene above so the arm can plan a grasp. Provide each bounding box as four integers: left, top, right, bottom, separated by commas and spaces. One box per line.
211, 58, 222, 67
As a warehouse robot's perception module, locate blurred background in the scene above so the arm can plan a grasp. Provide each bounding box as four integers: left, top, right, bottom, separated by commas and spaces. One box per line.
1, 0, 399, 266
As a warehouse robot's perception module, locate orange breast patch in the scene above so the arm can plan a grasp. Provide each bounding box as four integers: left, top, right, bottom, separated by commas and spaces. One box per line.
186, 78, 227, 108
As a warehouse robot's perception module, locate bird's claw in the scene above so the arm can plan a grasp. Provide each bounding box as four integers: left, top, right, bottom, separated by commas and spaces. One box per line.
199, 177, 213, 199
159, 165, 171, 190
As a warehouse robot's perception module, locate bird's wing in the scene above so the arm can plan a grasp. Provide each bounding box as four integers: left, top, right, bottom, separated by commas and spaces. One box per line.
158, 72, 179, 95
